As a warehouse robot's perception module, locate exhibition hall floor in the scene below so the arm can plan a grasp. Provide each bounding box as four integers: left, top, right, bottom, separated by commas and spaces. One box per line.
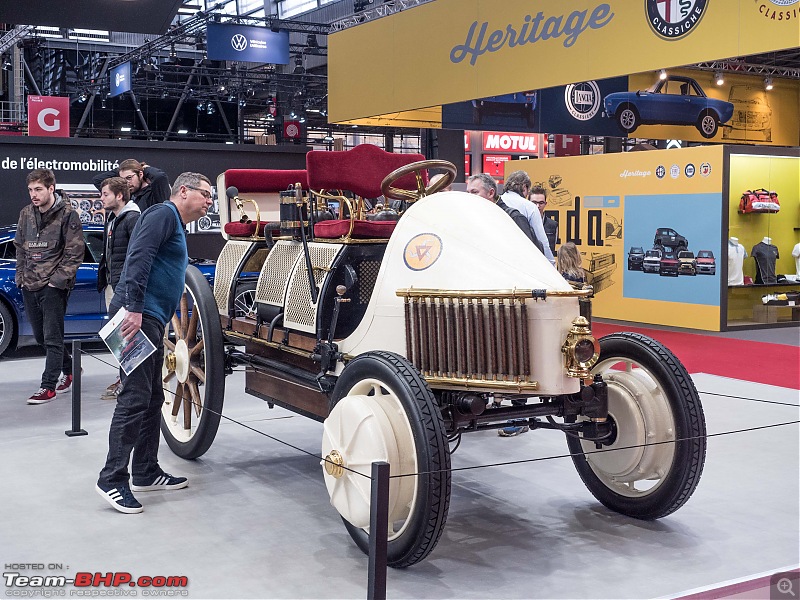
1, 327, 798, 599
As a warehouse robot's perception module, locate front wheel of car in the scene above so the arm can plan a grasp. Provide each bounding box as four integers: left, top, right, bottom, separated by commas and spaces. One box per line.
567, 333, 706, 519
616, 104, 639, 134
697, 110, 719, 138
322, 351, 451, 568
0, 300, 16, 356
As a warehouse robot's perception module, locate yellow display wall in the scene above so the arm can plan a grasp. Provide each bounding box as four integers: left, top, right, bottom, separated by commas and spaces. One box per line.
507, 146, 800, 330
508, 146, 726, 330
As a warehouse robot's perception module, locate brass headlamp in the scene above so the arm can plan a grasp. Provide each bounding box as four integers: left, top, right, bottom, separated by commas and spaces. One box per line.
561, 316, 600, 378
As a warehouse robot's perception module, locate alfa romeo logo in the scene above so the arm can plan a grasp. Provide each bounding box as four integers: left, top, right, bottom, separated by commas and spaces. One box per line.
646, 0, 709, 40
231, 34, 248, 51
564, 81, 601, 121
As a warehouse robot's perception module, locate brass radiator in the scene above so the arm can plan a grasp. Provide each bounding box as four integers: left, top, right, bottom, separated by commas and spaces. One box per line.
397, 290, 536, 392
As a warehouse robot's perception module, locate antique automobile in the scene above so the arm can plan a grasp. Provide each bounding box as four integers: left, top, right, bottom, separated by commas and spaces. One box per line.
677, 250, 697, 276
659, 248, 680, 277
603, 75, 734, 139
472, 91, 537, 127
627, 246, 645, 270
695, 250, 716, 275
722, 85, 772, 142
158, 144, 706, 568
642, 248, 662, 274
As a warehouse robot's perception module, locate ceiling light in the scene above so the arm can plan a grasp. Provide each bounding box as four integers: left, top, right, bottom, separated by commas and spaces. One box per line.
178, 129, 188, 134
714, 71, 724, 86
120, 126, 132, 132
658, 69, 667, 80
764, 76, 774, 91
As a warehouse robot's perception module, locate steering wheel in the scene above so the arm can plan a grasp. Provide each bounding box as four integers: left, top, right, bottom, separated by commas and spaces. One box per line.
380, 159, 457, 202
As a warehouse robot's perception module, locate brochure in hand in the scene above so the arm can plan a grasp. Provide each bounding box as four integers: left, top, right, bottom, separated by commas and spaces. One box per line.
99, 308, 157, 375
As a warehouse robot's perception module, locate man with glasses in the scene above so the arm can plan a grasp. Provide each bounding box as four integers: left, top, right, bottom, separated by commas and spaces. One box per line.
93, 159, 170, 212
96, 173, 213, 514
529, 185, 558, 255
501, 171, 555, 265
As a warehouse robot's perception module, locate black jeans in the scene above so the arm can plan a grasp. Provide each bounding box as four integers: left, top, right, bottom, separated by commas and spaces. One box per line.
98, 315, 166, 488
22, 286, 72, 390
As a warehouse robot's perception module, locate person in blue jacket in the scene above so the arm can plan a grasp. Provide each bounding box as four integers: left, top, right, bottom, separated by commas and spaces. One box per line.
96, 172, 213, 514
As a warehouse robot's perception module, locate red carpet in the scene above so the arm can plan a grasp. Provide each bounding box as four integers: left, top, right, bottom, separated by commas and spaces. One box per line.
592, 322, 800, 390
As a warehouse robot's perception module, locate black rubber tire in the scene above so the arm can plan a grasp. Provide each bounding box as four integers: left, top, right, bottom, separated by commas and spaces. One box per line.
160, 265, 225, 459
697, 110, 719, 139
232, 281, 257, 318
616, 104, 639, 134
0, 300, 16, 357
567, 332, 706, 520
330, 351, 451, 568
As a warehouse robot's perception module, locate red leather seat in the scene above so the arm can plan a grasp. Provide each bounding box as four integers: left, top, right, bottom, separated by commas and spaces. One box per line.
314, 219, 397, 240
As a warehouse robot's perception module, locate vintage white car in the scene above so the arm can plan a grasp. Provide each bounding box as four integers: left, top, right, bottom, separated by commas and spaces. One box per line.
159, 144, 706, 568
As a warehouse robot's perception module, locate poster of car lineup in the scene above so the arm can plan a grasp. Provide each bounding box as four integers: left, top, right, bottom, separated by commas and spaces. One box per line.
442, 68, 799, 147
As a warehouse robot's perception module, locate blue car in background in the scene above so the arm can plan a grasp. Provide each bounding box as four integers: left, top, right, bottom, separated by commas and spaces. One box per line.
603, 75, 734, 138
473, 91, 537, 127
0, 224, 215, 357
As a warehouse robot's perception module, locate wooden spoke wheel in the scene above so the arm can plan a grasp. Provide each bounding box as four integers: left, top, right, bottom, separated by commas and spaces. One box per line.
160, 265, 225, 459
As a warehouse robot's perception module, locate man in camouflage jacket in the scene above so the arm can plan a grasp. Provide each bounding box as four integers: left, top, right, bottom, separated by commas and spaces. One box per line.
14, 168, 85, 404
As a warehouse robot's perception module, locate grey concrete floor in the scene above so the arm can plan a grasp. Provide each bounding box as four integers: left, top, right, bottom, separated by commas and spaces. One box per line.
1, 348, 798, 599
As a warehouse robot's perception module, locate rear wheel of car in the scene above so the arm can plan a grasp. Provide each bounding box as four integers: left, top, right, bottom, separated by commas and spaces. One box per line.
0, 300, 16, 356
697, 110, 719, 138
160, 265, 225, 459
617, 104, 639, 134
567, 333, 707, 519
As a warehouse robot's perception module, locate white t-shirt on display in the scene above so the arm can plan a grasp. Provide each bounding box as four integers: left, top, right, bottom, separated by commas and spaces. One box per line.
728, 241, 747, 285
792, 243, 800, 277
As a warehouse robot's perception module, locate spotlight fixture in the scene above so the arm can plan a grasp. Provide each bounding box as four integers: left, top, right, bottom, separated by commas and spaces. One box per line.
1, 57, 12, 71
101, 98, 106, 108
714, 71, 724, 86
206, 103, 215, 115
239, 99, 247, 108
197, 102, 206, 111
658, 69, 667, 80
764, 76, 774, 91
293, 56, 305, 75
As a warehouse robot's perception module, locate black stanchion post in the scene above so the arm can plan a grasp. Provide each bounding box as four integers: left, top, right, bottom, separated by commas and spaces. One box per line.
367, 461, 389, 600
65, 340, 87, 437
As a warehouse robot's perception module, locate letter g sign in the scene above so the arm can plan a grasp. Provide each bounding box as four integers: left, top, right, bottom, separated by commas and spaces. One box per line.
27, 95, 70, 137
38, 108, 61, 132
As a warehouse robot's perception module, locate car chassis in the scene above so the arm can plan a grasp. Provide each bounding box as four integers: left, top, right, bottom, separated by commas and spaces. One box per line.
159, 145, 707, 568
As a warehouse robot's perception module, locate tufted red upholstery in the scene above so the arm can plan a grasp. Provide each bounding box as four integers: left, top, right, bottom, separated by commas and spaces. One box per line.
306, 144, 426, 199
314, 219, 397, 240
223, 169, 308, 193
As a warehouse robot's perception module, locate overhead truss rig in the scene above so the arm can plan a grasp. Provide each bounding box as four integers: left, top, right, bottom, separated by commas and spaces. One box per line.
330, 0, 433, 32
692, 60, 800, 80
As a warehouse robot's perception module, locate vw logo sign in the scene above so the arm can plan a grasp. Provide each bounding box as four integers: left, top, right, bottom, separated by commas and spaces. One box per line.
646, 0, 709, 40
564, 81, 601, 121
231, 34, 248, 52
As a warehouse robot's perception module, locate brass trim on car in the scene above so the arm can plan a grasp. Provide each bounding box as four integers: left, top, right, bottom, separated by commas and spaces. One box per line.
396, 287, 593, 300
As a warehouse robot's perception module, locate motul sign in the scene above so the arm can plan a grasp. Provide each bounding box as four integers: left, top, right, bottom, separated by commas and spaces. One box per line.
27, 96, 70, 138
482, 131, 538, 153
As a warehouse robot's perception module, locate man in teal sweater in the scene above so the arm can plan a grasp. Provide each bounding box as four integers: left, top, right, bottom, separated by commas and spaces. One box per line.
96, 172, 213, 514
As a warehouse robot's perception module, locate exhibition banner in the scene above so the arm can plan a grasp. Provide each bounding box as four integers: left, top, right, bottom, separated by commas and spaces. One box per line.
206, 23, 289, 64
109, 62, 131, 98
27, 96, 70, 138
329, 0, 800, 123
507, 145, 726, 330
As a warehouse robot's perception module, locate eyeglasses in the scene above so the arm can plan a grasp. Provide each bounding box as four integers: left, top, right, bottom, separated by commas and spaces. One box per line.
185, 185, 212, 199
122, 174, 138, 182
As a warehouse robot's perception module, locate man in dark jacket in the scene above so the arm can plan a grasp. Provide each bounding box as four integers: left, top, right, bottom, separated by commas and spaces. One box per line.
97, 176, 141, 400
466, 173, 540, 247
529, 185, 558, 255
96, 172, 213, 514
93, 159, 170, 212
14, 169, 85, 404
